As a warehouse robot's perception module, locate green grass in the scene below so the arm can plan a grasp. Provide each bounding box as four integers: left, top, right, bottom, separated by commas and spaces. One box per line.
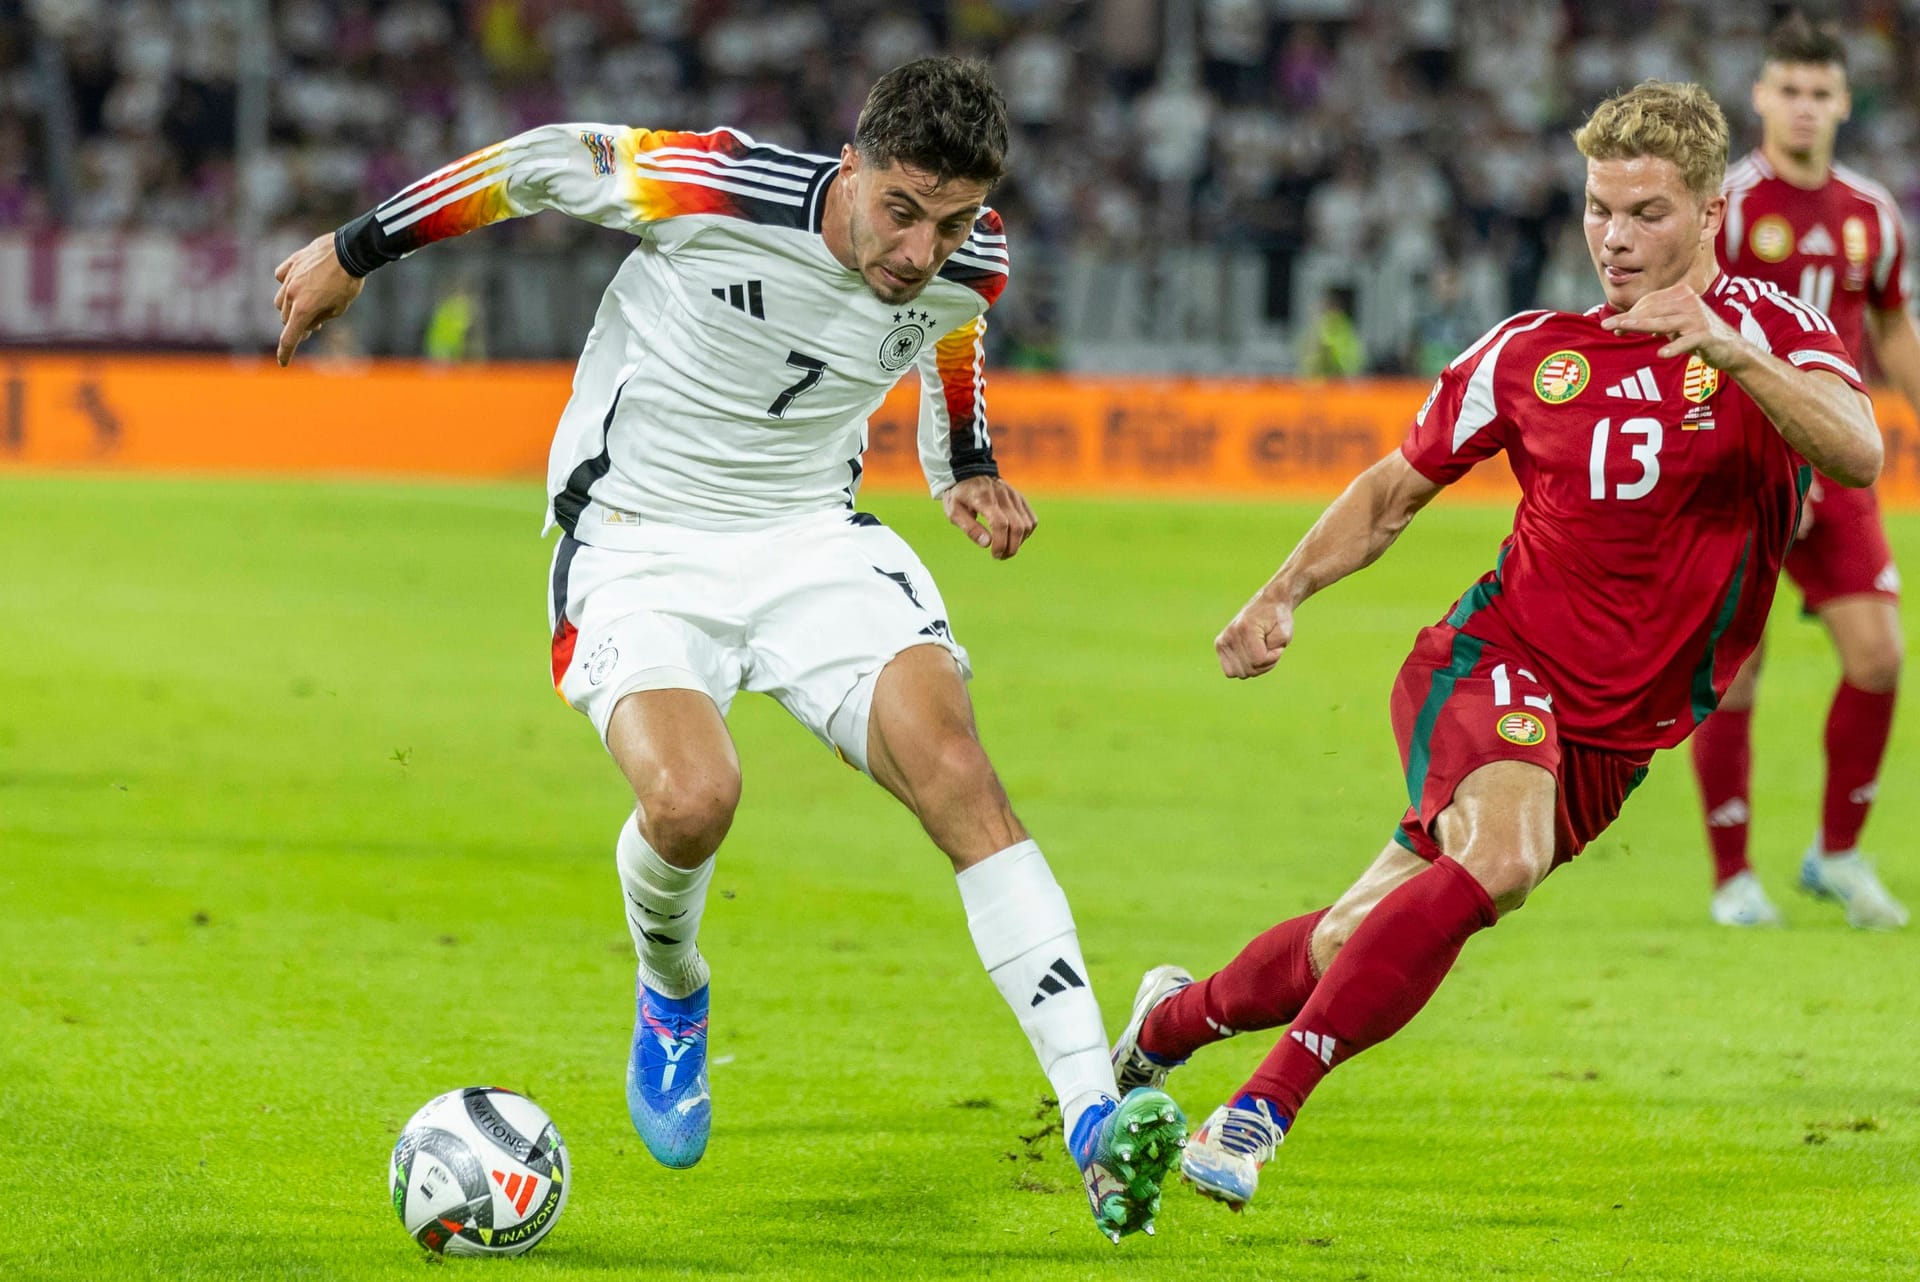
2, 474, 1916, 1281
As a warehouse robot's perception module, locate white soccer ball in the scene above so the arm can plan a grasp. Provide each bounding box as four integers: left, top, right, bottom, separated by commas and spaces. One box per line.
388, 1087, 570, 1257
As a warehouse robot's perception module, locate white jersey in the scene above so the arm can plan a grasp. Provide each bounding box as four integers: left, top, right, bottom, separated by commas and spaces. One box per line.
334, 123, 1010, 543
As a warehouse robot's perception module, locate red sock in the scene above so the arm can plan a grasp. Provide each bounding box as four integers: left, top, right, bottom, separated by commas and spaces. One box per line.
1690, 708, 1753, 885
1820, 681, 1897, 854
1239, 856, 1496, 1122
1139, 908, 1329, 1062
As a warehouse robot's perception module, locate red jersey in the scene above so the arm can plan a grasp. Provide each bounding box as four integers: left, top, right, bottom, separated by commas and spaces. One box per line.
1401, 275, 1865, 751
1722, 150, 1906, 524
1721, 149, 1908, 364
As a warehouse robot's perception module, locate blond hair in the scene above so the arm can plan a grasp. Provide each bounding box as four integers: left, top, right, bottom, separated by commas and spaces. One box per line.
1573, 80, 1729, 202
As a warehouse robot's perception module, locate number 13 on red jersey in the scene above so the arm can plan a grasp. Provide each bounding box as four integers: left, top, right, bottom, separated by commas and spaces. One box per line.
1589, 416, 1664, 500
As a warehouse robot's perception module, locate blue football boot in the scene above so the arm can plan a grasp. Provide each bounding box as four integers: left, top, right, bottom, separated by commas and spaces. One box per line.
626, 977, 711, 1168
1068, 1087, 1187, 1242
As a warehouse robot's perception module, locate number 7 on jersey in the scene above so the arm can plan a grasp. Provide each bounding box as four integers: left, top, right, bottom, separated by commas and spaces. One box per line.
768, 350, 829, 419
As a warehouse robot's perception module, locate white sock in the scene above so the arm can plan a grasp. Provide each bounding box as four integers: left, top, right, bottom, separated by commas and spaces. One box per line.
956, 840, 1118, 1139
616, 813, 712, 998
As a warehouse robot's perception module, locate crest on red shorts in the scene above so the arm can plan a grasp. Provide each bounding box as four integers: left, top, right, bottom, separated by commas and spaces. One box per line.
1496, 711, 1546, 745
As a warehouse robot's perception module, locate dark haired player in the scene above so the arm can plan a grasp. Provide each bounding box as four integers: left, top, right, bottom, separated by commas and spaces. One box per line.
271, 58, 1183, 1241
1694, 12, 1912, 929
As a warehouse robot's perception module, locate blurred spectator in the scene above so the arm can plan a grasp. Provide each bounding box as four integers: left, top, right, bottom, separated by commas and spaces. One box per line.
0, 115, 41, 228
424, 276, 484, 362
999, 16, 1071, 134
1300, 284, 1364, 376
1304, 151, 1370, 261
1201, 0, 1268, 105
1407, 265, 1482, 376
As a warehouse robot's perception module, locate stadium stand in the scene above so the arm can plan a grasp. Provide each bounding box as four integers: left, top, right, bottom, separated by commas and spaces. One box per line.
3, 0, 1918, 370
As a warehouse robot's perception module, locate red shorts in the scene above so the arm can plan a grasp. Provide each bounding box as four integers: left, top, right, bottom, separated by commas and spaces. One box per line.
1388, 624, 1652, 867
1786, 480, 1900, 612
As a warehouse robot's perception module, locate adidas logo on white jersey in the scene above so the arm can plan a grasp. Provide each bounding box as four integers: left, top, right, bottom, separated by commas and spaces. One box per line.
1799, 223, 1836, 256
711, 280, 766, 319
1605, 367, 1661, 401
1288, 1028, 1337, 1066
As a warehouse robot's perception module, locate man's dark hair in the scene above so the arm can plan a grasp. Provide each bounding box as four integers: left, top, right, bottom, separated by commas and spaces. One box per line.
853, 58, 1008, 189
1764, 11, 1848, 73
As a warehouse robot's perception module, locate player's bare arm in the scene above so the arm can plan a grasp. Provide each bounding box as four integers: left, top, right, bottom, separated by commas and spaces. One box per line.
1215, 451, 1441, 679
1603, 282, 1881, 486
1865, 305, 1920, 419
273, 233, 365, 367
942, 474, 1036, 560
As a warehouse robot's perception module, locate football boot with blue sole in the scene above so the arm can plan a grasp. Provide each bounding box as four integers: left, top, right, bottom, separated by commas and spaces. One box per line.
626, 978, 711, 1168
1181, 1096, 1285, 1210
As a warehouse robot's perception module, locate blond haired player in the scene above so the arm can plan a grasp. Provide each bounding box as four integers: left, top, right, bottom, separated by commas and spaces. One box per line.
1109, 81, 1880, 1209
1692, 12, 1912, 929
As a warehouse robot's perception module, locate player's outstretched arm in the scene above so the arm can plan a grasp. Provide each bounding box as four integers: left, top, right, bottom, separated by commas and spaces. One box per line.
274, 123, 653, 367
1603, 282, 1881, 486
1216, 451, 1442, 679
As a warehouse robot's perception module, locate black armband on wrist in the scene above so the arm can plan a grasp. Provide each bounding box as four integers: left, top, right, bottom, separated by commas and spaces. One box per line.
333, 210, 396, 278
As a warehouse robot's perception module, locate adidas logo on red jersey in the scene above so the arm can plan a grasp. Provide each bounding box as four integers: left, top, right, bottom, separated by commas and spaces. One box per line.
1799, 223, 1837, 256
1604, 367, 1660, 401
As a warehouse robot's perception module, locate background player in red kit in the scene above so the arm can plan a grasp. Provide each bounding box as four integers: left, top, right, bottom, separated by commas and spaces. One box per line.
1105, 81, 1883, 1210
1693, 13, 1913, 930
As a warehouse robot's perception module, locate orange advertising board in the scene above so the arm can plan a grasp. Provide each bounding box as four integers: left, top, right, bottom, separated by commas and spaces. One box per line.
6, 354, 1920, 505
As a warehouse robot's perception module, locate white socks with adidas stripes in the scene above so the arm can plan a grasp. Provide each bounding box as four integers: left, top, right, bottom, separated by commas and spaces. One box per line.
956, 840, 1118, 1137
616, 813, 712, 999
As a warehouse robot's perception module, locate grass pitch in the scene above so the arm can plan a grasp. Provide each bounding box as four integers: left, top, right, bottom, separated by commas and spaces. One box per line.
2, 474, 1916, 1281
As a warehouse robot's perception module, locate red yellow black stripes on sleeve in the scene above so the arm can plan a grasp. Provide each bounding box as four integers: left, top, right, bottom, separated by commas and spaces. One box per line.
936, 208, 1010, 305
909, 209, 1009, 489
333, 124, 835, 276
933, 315, 995, 481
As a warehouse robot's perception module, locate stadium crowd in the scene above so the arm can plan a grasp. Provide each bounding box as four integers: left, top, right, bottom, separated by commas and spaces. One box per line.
3, 0, 1919, 369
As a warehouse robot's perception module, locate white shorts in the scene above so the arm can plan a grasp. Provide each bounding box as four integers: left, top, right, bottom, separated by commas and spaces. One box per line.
546, 511, 970, 773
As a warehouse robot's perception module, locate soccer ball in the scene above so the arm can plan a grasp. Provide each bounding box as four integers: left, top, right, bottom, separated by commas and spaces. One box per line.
388, 1087, 570, 1256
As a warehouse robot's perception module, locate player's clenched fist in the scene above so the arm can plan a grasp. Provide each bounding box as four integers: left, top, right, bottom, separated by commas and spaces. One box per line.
943, 475, 1037, 560
1215, 592, 1294, 679
1600, 282, 1751, 369
273, 233, 365, 367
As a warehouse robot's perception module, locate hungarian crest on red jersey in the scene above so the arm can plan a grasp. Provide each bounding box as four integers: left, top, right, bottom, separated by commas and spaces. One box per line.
1533, 351, 1590, 403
